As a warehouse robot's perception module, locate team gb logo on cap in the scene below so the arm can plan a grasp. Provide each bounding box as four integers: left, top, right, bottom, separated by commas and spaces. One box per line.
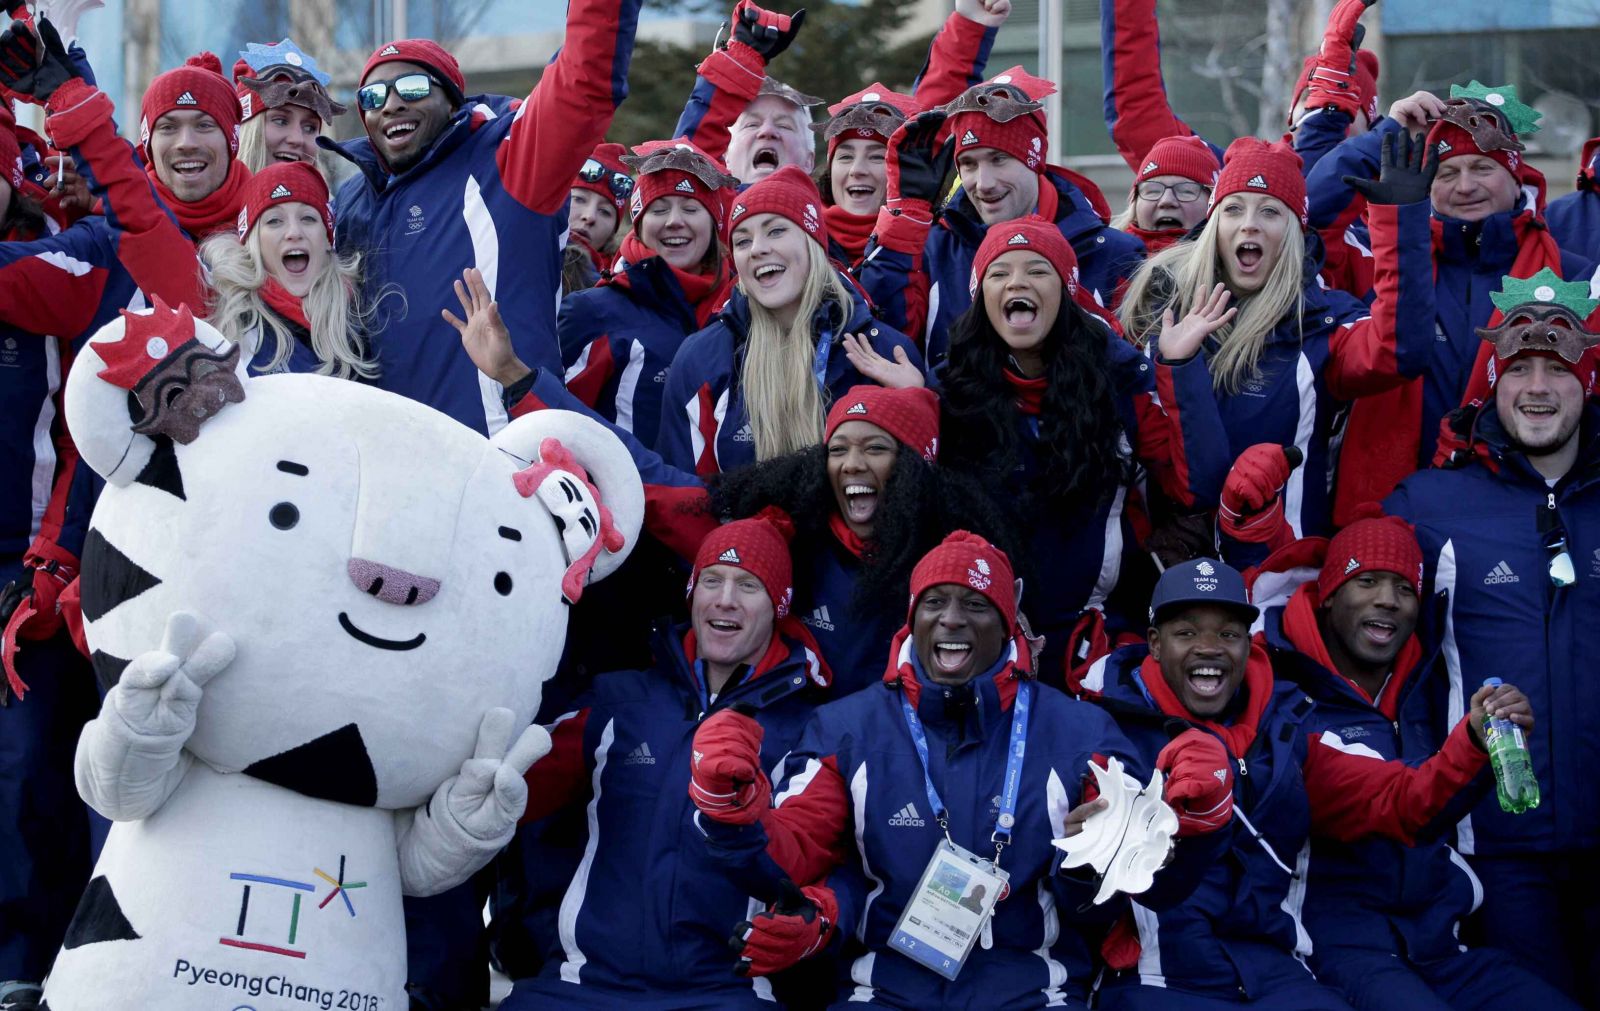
968, 556, 992, 591
803, 202, 820, 234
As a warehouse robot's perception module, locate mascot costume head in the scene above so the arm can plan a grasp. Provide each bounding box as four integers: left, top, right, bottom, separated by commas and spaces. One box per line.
40, 299, 643, 1010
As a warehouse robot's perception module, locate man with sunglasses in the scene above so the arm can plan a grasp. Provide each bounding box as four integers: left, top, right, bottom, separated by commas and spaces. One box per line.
326, 1, 641, 439
1381, 270, 1600, 1004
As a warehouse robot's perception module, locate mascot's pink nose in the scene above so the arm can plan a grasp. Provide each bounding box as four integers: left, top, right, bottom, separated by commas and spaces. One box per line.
347, 558, 441, 606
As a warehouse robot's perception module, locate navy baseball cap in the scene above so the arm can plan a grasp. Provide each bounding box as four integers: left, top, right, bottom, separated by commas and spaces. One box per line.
1148, 558, 1259, 626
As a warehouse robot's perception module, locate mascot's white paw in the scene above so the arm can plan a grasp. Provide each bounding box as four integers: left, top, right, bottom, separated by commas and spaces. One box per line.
442, 708, 553, 839
1052, 757, 1177, 904
108, 611, 234, 741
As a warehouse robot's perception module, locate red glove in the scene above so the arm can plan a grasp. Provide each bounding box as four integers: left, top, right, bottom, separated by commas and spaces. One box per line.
689, 708, 770, 825
731, 0, 806, 61
1219, 444, 1300, 545
1, 543, 78, 700
1301, 0, 1376, 118
1157, 729, 1234, 837
731, 882, 838, 976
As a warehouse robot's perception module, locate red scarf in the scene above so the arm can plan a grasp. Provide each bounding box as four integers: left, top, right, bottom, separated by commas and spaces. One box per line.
1280, 583, 1420, 722
823, 204, 877, 264
146, 160, 252, 241
259, 276, 310, 331
1138, 642, 1274, 759
1125, 222, 1187, 254
613, 233, 733, 327
1332, 208, 1566, 525
1004, 368, 1047, 415
827, 511, 868, 559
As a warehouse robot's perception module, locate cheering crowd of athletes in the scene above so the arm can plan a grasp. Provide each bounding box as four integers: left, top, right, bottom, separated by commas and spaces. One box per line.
2, 0, 1598, 1007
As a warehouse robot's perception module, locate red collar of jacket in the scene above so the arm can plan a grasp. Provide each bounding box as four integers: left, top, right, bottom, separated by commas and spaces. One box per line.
1280, 581, 1421, 721
882, 624, 1032, 710
1138, 641, 1274, 759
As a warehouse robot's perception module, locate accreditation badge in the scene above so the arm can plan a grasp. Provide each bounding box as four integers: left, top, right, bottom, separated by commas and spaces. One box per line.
887, 838, 1010, 980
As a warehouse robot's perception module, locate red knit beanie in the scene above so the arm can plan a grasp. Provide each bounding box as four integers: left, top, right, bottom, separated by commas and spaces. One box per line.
140, 53, 242, 163
690, 506, 797, 619
728, 164, 829, 248
825, 385, 941, 463
968, 214, 1079, 299
1208, 137, 1308, 227
1427, 121, 1521, 175
945, 66, 1055, 174
1317, 516, 1424, 602
0, 104, 21, 191
821, 83, 919, 159
1135, 135, 1222, 189
626, 138, 734, 235
1291, 49, 1381, 124
909, 531, 1017, 634
362, 39, 465, 105
573, 142, 633, 216
235, 160, 333, 242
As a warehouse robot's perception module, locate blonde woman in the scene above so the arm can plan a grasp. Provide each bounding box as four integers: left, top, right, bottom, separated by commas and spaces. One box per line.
199, 161, 378, 378
1118, 137, 1434, 562
231, 39, 345, 173
656, 166, 921, 476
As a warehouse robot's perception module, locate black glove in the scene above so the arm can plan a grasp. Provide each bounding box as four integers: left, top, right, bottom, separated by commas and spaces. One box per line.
0, 17, 79, 102
1342, 129, 1438, 206
887, 110, 952, 205
732, 1, 805, 61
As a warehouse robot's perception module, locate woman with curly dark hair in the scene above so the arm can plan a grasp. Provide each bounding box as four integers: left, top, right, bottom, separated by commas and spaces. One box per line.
849, 215, 1231, 684
710, 384, 1019, 693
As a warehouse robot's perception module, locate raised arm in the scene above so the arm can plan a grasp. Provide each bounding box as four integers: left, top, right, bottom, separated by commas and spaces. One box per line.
496, 0, 643, 216
1099, 0, 1217, 173
1325, 131, 1441, 398
674, 2, 801, 159
909, 0, 1006, 110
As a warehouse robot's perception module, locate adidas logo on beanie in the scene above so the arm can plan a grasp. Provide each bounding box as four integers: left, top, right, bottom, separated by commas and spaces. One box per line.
718, 547, 741, 564
269, 184, 292, 199
1246, 174, 1268, 188
175, 91, 197, 106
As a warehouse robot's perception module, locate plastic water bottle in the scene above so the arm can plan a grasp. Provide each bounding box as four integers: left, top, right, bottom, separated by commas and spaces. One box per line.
1481, 678, 1540, 814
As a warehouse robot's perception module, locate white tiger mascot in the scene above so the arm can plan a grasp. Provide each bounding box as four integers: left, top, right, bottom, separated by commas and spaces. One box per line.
39, 298, 643, 1011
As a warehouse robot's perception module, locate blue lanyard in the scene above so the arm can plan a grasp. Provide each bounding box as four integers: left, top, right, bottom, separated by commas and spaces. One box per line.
811, 325, 835, 392
899, 679, 1034, 867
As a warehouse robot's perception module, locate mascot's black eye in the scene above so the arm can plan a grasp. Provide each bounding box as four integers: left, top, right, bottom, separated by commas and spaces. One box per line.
494, 571, 513, 596
270, 502, 300, 530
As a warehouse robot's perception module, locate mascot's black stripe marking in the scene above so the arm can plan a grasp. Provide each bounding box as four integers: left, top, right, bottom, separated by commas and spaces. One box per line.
338, 612, 425, 651
79, 529, 162, 623
133, 435, 184, 500
277, 460, 309, 475
498, 525, 521, 541
244, 723, 379, 806
62, 875, 141, 948
90, 650, 132, 693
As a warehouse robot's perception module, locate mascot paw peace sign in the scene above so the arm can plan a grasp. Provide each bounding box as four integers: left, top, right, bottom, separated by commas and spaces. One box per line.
109, 611, 235, 740
440, 707, 552, 840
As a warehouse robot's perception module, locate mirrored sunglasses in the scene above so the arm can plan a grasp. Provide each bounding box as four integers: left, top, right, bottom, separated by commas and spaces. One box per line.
357, 73, 436, 112
578, 158, 635, 199
1544, 530, 1576, 588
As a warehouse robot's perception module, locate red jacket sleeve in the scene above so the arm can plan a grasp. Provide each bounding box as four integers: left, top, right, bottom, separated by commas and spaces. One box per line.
497, 0, 643, 215
44, 78, 205, 312
1305, 717, 1486, 845
756, 753, 854, 886
520, 708, 593, 824
673, 41, 768, 162
910, 12, 997, 110
1100, 0, 1203, 172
